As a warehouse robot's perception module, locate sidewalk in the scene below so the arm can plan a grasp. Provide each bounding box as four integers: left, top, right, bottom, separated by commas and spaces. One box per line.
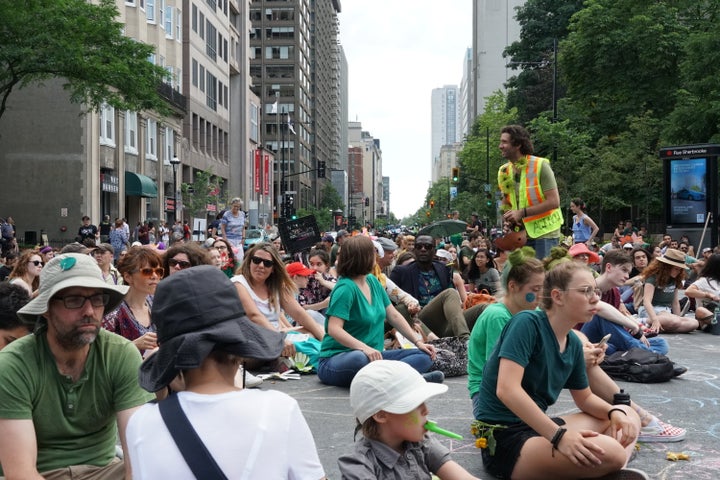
265, 330, 720, 479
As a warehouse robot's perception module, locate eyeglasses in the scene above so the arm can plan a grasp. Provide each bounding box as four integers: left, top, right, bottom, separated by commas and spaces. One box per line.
415, 243, 435, 251
566, 286, 602, 299
52, 293, 109, 309
169, 258, 192, 269
251, 256, 274, 268
29, 260, 43, 267
136, 267, 164, 277
215, 244, 228, 251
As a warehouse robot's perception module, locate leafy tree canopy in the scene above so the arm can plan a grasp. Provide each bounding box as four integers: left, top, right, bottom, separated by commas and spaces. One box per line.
0, 0, 171, 119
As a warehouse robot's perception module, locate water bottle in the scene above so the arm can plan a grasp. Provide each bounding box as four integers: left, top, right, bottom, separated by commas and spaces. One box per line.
613, 389, 631, 406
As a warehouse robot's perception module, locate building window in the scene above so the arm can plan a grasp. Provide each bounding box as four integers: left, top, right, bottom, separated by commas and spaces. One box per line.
164, 5, 173, 36
165, 127, 174, 163
199, 65, 205, 92
192, 4, 197, 32
158, 0, 165, 29
146, 0, 155, 22
99, 104, 115, 147
249, 103, 258, 142
176, 9, 182, 41
125, 111, 138, 154
175, 67, 182, 91
146, 118, 157, 159
199, 12, 205, 39
126, 0, 136, 5
206, 20, 217, 61
192, 58, 198, 87
206, 72, 217, 111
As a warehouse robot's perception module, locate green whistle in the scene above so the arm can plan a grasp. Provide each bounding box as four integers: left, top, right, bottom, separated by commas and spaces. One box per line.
424, 420, 463, 440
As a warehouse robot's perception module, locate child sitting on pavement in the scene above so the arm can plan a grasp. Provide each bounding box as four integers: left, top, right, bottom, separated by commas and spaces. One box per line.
339, 360, 478, 480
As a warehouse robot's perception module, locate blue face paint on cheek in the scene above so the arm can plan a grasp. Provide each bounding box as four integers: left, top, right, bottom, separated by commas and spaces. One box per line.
525, 292, 536, 303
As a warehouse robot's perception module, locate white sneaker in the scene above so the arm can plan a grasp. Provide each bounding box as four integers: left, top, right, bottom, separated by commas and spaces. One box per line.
235, 366, 263, 388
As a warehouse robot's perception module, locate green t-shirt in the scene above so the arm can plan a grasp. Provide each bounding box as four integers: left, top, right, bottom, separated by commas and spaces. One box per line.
644, 275, 676, 308
319, 275, 390, 358
0, 326, 154, 474
473, 309, 587, 424
467, 302, 513, 397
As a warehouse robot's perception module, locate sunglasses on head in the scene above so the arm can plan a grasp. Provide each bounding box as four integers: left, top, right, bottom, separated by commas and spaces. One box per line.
29, 260, 43, 267
251, 256, 274, 268
169, 258, 192, 269
137, 267, 164, 277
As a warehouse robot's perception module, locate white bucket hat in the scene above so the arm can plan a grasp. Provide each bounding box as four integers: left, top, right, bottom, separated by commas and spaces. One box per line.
350, 360, 447, 423
17, 253, 128, 323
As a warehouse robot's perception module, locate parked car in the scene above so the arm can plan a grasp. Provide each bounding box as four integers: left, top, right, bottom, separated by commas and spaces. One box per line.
677, 188, 705, 201
243, 228, 269, 250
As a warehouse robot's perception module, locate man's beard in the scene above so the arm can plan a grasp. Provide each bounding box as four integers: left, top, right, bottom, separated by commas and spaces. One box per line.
54, 318, 100, 350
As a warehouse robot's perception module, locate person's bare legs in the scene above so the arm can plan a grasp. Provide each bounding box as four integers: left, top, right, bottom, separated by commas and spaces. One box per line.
657, 312, 698, 333
511, 408, 639, 480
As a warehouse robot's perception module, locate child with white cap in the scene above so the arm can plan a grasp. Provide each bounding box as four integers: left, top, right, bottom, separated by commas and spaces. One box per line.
339, 360, 478, 479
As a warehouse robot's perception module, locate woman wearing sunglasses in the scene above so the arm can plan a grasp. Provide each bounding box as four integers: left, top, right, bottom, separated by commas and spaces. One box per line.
233, 243, 325, 344
102, 247, 164, 353
161, 242, 211, 277
8, 250, 44, 297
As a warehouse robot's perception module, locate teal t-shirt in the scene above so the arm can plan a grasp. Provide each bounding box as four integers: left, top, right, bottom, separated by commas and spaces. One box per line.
319, 275, 390, 358
0, 326, 154, 474
473, 310, 588, 424
467, 302, 513, 397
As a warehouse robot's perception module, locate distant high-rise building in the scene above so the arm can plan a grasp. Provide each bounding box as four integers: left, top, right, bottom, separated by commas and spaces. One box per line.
431, 85, 461, 183
459, 47, 474, 138
472, 0, 524, 117
250, 0, 341, 216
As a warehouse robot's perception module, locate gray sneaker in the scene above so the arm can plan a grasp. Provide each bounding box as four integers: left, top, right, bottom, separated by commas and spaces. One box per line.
422, 370, 445, 383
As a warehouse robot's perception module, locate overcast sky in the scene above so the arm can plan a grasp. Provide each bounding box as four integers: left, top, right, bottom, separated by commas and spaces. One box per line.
338, 1, 473, 220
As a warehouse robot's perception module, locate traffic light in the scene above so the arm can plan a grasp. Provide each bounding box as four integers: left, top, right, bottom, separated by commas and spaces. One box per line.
430, 199, 435, 208
317, 160, 326, 178
451, 167, 459, 184
426, 210, 431, 217
486, 193, 492, 207
365, 197, 370, 207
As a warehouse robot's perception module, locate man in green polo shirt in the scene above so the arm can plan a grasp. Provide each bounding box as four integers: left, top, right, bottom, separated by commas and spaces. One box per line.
0, 253, 153, 479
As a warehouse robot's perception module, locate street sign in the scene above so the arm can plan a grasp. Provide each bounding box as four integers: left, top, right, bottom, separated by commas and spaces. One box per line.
483, 183, 491, 192
450, 186, 458, 199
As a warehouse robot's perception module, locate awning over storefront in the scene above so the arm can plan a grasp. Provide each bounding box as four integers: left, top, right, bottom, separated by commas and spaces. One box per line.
125, 172, 158, 198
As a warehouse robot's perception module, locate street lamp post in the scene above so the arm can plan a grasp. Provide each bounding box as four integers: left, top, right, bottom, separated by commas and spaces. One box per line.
170, 155, 181, 224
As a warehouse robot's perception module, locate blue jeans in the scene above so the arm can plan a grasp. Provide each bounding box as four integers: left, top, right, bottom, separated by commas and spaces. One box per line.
581, 315, 669, 355
317, 349, 432, 387
526, 237, 559, 260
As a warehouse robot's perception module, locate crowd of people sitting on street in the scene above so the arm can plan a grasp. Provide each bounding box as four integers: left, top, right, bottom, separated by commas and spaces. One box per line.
1, 207, 713, 479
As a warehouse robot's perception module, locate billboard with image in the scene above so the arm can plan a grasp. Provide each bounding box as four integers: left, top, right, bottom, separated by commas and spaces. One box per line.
668, 158, 708, 225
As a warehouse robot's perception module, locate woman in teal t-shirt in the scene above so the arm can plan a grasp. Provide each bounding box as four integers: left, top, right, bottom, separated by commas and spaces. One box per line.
467, 247, 544, 402
473, 261, 642, 480
317, 236, 437, 388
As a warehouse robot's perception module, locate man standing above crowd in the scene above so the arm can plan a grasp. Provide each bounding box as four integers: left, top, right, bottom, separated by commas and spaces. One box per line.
497, 125, 563, 259
390, 235, 470, 339
0, 253, 153, 479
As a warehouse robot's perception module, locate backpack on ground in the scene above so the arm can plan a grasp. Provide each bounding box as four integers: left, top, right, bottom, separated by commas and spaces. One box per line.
599, 348, 675, 383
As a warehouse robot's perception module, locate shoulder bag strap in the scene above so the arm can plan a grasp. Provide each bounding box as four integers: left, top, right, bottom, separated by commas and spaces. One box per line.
158, 394, 228, 480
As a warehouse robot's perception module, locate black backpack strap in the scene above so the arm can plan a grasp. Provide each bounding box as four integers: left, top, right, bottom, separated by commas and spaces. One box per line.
158, 393, 228, 480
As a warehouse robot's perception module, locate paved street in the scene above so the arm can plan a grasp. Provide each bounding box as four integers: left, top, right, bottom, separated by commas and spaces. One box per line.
264, 330, 720, 479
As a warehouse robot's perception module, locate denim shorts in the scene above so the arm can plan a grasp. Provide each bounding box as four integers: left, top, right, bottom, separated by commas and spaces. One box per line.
481, 417, 566, 479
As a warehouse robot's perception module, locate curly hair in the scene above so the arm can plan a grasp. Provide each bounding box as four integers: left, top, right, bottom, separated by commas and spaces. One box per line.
641, 258, 685, 289
501, 125, 534, 155
8, 250, 43, 291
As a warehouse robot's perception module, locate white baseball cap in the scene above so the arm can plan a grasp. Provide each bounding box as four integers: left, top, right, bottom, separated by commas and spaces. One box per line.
350, 360, 447, 423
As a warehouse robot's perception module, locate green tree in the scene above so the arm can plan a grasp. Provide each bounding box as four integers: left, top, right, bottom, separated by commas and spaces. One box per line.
318, 182, 344, 211
0, 0, 171, 119
181, 169, 222, 219
560, 0, 686, 137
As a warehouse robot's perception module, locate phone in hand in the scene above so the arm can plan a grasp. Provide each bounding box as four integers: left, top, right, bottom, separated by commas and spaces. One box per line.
596, 333, 611, 347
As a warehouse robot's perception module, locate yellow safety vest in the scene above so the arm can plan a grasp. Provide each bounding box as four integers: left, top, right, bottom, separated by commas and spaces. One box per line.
498, 155, 563, 238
